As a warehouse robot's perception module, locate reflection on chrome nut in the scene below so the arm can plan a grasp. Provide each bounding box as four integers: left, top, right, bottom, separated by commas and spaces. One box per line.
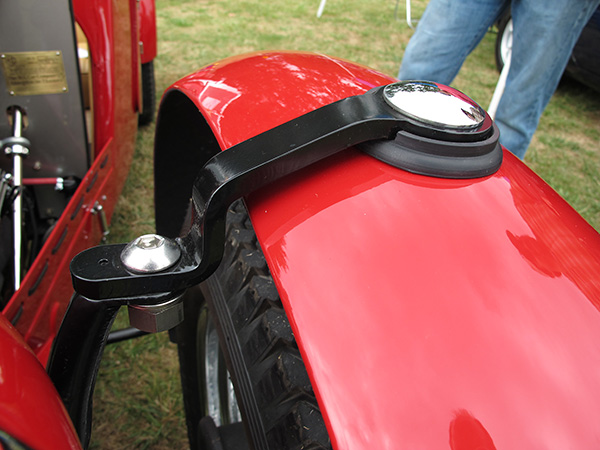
383, 81, 485, 130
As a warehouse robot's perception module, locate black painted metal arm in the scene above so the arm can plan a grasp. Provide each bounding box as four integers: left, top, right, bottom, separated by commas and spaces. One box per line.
70, 86, 410, 300
70, 83, 499, 301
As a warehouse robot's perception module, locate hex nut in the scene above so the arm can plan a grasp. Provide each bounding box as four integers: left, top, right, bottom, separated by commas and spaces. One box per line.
128, 295, 184, 333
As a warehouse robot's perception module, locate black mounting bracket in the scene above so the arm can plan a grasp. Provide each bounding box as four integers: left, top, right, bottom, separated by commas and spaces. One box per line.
70, 83, 502, 302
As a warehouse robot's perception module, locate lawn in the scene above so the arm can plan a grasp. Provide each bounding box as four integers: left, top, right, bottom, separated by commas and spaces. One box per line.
90, 1, 600, 448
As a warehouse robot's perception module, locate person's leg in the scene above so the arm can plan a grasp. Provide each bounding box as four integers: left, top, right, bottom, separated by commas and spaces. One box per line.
495, 0, 600, 159
398, 0, 507, 84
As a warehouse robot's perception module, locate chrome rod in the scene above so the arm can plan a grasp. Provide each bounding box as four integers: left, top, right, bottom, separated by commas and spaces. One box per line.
10, 108, 26, 290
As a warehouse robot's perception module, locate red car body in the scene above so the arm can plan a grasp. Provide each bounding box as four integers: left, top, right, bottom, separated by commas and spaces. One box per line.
1, 0, 144, 364
0, 0, 155, 447
157, 51, 600, 449
1, 0, 599, 444
139, 0, 158, 65
0, 315, 81, 448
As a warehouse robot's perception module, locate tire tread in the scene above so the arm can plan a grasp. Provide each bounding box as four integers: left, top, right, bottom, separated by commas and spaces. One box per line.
215, 200, 331, 450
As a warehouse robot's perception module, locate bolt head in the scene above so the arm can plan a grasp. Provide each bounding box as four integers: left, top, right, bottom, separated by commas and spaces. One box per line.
121, 233, 181, 273
383, 81, 485, 131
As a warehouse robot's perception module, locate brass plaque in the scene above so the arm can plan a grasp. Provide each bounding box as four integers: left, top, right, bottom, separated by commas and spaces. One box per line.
1, 51, 69, 96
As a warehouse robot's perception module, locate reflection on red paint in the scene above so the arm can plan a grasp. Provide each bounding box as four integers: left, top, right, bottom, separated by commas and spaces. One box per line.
506, 157, 600, 309
449, 410, 497, 450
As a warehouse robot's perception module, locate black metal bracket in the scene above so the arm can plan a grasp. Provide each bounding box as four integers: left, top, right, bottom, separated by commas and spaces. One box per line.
70, 84, 501, 302
47, 294, 120, 449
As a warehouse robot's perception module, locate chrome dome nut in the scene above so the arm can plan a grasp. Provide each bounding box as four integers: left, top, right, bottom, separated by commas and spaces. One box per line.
120, 234, 181, 274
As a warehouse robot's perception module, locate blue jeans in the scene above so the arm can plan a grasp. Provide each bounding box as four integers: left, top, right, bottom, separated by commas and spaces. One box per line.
398, 0, 599, 159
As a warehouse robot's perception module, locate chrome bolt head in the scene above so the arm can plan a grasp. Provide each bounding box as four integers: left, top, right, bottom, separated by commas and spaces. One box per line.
121, 233, 181, 273
383, 81, 486, 131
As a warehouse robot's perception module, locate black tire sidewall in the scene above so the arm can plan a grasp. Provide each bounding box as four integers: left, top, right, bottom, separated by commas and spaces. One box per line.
138, 61, 156, 126
174, 285, 209, 449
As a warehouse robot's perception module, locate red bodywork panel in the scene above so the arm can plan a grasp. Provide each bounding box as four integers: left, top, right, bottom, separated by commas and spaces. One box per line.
172, 52, 600, 448
2, 0, 138, 365
139, 0, 157, 64
0, 315, 81, 449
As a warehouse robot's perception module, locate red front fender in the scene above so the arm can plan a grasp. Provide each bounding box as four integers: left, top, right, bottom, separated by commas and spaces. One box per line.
157, 51, 600, 449
0, 315, 81, 449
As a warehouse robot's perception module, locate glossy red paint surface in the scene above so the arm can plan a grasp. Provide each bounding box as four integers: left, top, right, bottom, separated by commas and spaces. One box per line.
3, 0, 138, 364
73, 0, 115, 153
170, 52, 395, 149
0, 315, 81, 449
173, 52, 600, 448
139, 0, 157, 63
250, 149, 600, 449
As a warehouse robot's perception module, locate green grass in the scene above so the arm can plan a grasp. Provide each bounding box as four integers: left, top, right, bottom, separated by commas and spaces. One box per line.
90, 0, 600, 448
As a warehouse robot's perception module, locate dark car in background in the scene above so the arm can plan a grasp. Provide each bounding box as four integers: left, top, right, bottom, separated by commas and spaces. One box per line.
566, 6, 600, 90
496, 6, 600, 92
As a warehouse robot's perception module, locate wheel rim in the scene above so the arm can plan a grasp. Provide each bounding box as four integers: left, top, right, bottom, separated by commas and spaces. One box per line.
500, 18, 513, 67
203, 311, 241, 426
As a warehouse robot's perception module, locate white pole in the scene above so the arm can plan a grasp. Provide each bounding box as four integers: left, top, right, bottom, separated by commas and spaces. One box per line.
317, 0, 327, 18
488, 19, 513, 119
406, 0, 416, 28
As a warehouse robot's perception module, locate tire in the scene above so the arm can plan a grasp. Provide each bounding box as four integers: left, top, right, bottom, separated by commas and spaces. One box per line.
495, 12, 513, 73
174, 200, 331, 450
138, 61, 156, 126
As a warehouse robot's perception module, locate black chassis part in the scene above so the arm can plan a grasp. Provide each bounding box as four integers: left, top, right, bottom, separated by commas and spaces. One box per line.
70, 84, 501, 303
46, 291, 176, 448
47, 294, 119, 449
